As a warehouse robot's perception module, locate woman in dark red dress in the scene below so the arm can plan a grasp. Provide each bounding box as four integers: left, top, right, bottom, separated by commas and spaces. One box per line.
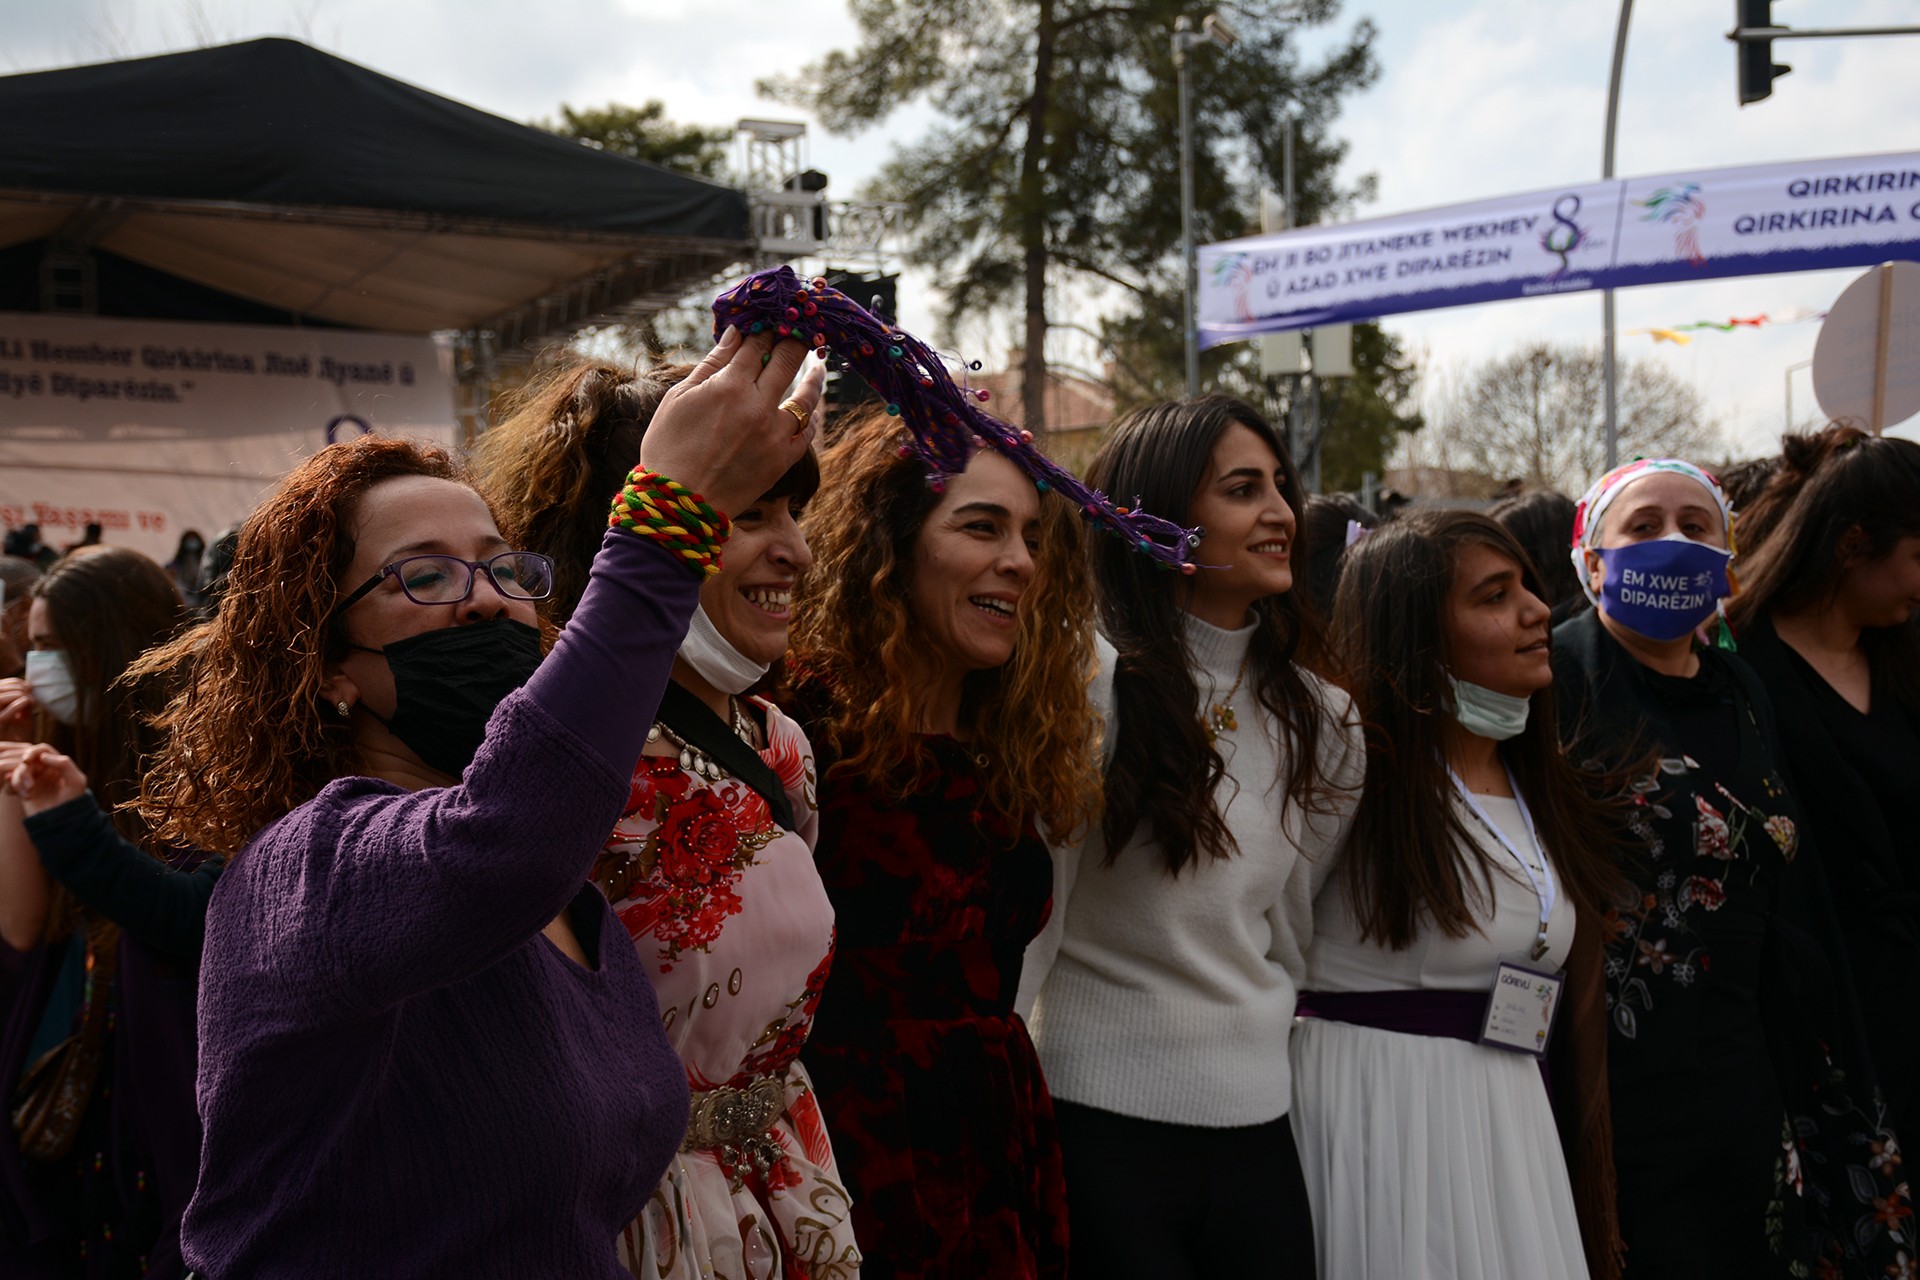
788, 406, 1099, 1279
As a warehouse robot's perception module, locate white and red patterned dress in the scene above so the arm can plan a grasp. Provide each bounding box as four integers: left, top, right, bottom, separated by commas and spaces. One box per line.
603, 696, 859, 1280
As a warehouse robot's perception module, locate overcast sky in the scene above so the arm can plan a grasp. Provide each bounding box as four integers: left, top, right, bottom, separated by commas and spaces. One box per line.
9, 0, 1919, 457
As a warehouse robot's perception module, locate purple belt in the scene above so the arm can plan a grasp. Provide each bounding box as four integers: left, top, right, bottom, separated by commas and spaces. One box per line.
1295, 988, 1488, 1040
1295, 989, 1550, 1090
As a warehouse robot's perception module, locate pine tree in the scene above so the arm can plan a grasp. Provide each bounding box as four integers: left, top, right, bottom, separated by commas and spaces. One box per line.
540, 101, 732, 181
538, 101, 734, 358
763, 0, 1384, 434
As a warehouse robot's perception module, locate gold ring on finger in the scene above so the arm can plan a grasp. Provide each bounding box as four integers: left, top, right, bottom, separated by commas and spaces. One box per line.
779, 399, 811, 428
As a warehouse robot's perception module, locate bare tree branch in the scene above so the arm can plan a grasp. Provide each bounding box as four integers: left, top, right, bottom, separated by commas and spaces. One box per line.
1430, 342, 1718, 493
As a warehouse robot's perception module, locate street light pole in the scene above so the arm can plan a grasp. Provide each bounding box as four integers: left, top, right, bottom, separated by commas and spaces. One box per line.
1280, 115, 1305, 467
1175, 17, 1199, 397
1175, 13, 1238, 399
1600, 0, 1633, 471
1784, 357, 1812, 432
1282, 114, 1295, 234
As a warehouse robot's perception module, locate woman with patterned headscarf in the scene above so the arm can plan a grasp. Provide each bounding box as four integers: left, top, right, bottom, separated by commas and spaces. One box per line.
1552, 457, 1905, 1278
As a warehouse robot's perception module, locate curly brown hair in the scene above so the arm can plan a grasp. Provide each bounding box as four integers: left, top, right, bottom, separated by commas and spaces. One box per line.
132, 436, 468, 854
785, 406, 1100, 844
475, 358, 820, 624
476, 358, 821, 621
473, 361, 684, 623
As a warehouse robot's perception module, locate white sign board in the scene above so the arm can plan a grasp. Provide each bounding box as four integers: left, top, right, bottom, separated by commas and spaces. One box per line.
0, 313, 455, 562
1812, 262, 1920, 432
1260, 331, 1306, 377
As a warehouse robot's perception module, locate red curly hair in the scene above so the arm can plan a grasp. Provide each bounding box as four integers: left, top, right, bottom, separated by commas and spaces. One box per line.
132, 437, 470, 854
785, 406, 1100, 844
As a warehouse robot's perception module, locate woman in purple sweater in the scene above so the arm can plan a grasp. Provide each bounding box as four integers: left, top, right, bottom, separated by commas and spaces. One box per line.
127, 327, 821, 1278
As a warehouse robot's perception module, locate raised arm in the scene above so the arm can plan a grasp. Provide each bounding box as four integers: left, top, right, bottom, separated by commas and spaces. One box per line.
254, 334, 826, 1013
19, 787, 222, 962
8, 743, 220, 960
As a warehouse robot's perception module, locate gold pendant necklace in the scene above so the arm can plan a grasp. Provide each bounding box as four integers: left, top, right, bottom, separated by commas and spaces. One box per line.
1204, 655, 1250, 745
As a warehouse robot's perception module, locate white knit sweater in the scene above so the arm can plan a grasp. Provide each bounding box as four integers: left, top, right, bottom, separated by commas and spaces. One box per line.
1022, 615, 1363, 1128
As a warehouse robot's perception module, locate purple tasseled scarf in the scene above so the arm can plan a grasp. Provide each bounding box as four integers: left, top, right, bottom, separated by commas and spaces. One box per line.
712, 266, 1203, 572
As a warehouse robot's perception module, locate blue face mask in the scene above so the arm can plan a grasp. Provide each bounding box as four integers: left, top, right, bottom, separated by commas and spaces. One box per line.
1594, 535, 1732, 642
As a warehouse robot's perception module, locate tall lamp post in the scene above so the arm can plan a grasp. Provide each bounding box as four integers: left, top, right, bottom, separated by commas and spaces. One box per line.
1175, 12, 1238, 398
1600, 0, 1633, 471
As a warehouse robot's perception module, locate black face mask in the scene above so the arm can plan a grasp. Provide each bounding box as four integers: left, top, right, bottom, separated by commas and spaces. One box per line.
353, 618, 544, 778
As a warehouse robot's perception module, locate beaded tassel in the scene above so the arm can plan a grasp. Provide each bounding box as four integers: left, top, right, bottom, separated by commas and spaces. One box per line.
712, 267, 1204, 573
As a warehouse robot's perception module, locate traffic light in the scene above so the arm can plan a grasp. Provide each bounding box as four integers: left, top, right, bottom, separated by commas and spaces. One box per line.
1734, 0, 1791, 105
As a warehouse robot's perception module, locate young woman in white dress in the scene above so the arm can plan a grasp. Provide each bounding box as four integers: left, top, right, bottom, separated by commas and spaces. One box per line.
1291, 509, 1626, 1280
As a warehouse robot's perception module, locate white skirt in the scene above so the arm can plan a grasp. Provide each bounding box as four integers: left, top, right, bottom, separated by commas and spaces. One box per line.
1290, 1019, 1590, 1280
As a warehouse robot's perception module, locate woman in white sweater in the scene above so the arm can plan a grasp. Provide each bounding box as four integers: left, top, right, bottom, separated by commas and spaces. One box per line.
1020, 395, 1363, 1277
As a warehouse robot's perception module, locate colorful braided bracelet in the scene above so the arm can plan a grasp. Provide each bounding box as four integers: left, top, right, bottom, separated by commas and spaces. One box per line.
608, 469, 731, 579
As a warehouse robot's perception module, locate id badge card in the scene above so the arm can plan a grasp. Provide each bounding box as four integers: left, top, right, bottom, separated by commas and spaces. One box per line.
1479, 959, 1565, 1057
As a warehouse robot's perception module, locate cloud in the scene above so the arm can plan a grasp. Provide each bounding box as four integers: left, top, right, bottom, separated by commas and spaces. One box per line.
1341, 0, 1615, 214
1341, 0, 1920, 459
7, 0, 1916, 449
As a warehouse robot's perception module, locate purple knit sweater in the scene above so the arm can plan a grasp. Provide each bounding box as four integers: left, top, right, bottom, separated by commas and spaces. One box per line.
181, 530, 695, 1278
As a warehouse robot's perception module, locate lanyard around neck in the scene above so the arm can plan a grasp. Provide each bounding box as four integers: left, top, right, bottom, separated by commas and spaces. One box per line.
1448, 764, 1556, 961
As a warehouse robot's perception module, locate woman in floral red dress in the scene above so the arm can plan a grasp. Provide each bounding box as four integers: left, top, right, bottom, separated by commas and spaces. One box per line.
785, 406, 1099, 1280
477, 361, 860, 1280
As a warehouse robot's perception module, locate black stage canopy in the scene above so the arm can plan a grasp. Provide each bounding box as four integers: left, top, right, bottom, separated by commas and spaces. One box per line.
0, 38, 752, 342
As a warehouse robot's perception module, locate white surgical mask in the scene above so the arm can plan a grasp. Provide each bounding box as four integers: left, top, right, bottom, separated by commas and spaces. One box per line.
24, 649, 82, 725
677, 605, 769, 695
1448, 675, 1530, 742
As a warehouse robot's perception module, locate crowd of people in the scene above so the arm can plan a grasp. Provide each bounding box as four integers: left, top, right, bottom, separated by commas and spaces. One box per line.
0, 318, 1916, 1280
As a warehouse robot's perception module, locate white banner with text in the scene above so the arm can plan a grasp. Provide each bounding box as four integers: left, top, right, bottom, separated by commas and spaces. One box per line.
1198, 150, 1920, 346
0, 313, 455, 562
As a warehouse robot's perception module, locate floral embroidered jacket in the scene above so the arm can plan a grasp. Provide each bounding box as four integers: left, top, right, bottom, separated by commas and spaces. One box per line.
1553, 608, 1909, 1280
598, 694, 859, 1280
